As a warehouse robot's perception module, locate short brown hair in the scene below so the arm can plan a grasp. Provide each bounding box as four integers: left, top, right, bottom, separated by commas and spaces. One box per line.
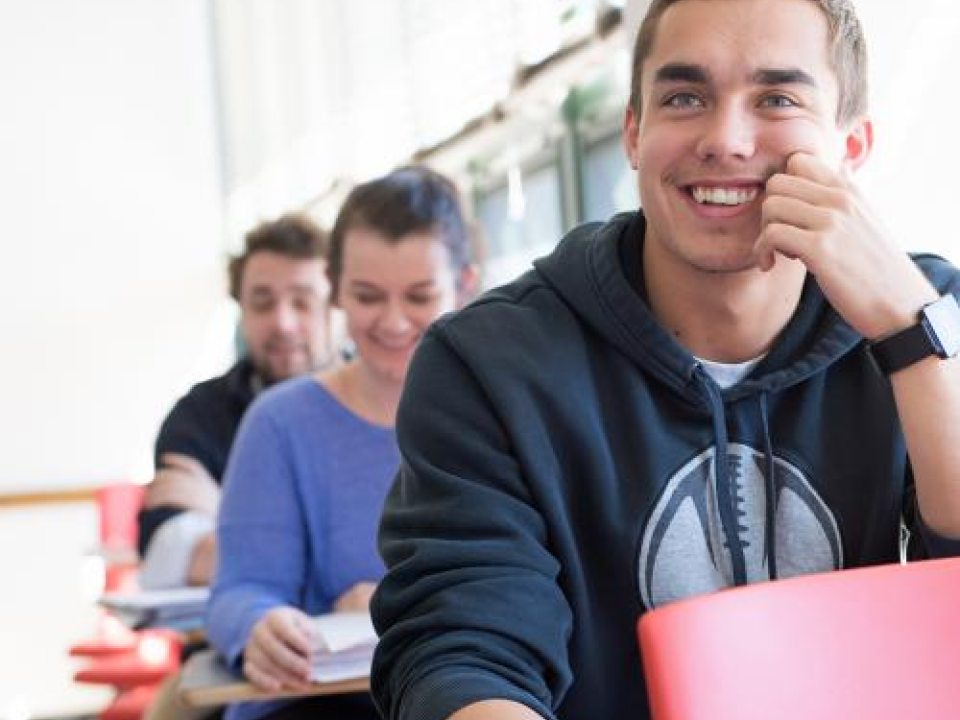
628, 0, 868, 125
327, 165, 471, 301
228, 213, 328, 301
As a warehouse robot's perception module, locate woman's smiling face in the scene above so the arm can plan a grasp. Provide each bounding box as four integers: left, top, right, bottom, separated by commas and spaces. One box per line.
336, 226, 457, 385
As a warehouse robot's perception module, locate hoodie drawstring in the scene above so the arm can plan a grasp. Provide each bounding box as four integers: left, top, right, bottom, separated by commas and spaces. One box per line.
701, 372, 780, 586
702, 377, 748, 586
758, 392, 778, 581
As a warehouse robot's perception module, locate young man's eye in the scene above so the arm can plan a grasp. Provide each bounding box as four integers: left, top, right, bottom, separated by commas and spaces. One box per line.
759, 94, 798, 109
293, 297, 315, 313
355, 294, 382, 305
664, 92, 705, 110
248, 298, 275, 313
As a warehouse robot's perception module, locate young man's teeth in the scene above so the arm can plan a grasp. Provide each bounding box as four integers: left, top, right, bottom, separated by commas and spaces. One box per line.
691, 187, 758, 205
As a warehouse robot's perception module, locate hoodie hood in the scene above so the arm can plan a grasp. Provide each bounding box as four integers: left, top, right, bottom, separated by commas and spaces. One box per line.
533, 211, 863, 405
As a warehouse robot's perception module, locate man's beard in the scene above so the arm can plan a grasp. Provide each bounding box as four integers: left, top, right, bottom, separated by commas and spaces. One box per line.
252, 344, 335, 387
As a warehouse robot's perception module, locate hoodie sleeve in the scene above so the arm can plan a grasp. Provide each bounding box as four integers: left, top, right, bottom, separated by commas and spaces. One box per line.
206, 397, 308, 669
904, 259, 960, 558
903, 467, 960, 559
371, 327, 573, 720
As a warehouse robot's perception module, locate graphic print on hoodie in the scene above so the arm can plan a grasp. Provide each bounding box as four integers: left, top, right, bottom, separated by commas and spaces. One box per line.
638, 442, 842, 608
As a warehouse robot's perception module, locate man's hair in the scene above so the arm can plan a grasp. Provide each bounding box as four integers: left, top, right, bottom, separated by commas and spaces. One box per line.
628, 0, 868, 125
327, 165, 471, 300
228, 213, 328, 301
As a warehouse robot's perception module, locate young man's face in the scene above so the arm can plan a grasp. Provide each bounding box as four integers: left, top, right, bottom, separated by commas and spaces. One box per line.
624, 0, 869, 275
239, 251, 331, 383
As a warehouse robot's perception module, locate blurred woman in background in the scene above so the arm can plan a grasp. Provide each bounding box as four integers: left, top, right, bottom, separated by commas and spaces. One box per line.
207, 165, 477, 720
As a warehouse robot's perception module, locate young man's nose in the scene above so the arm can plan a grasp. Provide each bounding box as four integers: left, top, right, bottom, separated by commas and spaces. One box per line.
271, 301, 300, 333
695, 105, 756, 162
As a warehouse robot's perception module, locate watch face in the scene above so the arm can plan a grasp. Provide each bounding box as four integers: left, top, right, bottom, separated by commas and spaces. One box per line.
924, 294, 960, 358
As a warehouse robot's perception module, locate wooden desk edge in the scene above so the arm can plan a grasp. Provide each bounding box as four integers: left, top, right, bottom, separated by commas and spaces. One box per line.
178, 674, 370, 708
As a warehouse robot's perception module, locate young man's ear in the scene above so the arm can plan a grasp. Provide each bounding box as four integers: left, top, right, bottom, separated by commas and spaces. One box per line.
623, 105, 641, 170
842, 117, 873, 172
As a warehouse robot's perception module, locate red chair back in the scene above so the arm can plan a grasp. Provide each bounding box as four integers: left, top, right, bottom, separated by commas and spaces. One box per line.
637, 558, 960, 720
96, 483, 146, 553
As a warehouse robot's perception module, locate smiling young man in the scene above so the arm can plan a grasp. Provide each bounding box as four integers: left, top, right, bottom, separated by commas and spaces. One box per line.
370, 1, 960, 719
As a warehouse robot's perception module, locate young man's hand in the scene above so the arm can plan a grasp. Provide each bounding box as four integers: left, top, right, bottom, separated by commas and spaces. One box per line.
146, 453, 221, 516
244, 606, 318, 692
185, 532, 216, 586
755, 152, 937, 340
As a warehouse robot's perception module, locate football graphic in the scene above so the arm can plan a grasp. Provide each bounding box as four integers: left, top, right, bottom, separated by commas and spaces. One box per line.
637, 443, 842, 608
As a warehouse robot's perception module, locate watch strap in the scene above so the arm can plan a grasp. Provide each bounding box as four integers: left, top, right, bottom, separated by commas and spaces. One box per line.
868, 322, 935, 375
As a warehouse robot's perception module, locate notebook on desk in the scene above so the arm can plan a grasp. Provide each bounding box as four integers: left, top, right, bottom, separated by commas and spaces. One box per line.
637, 557, 960, 720
100, 586, 209, 630
178, 649, 370, 707
178, 611, 376, 708
309, 611, 377, 682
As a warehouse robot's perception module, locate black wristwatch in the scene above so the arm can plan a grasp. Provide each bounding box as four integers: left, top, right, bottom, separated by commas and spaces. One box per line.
867, 294, 960, 375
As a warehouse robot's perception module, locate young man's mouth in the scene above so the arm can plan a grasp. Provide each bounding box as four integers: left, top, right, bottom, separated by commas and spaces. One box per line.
673, 180, 767, 221
688, 185, 761, 206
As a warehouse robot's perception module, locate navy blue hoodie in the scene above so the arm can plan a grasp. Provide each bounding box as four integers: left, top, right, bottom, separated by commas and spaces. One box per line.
372, 212, 960, 720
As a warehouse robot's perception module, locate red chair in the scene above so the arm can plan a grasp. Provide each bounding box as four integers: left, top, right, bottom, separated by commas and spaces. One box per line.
637, 557, 960, 720
74, 629, 181, 689
71, 483, 145, 666
70, 484, 178, 720
99, 684, 162, 720
96, 482, 146, 592
74, 628, 182, 720
70, 612, 138, 658
96, 483, 145, 554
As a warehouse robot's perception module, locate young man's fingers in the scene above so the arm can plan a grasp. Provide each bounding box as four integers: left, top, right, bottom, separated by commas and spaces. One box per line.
761, 194, 832, 232
765, 172, 847, 209
785, 151, 845, 188
754, 223, 812, 271
159, 452, 215, 480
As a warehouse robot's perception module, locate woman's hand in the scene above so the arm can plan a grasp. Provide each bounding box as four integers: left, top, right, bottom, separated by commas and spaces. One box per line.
243, 606, 318, 692
333, 582, 377, 613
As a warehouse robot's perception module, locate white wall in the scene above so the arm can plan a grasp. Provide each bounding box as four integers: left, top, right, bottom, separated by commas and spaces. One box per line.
0, 2, 228, 715
0, 503, 111, 719
856, 0, 960, 264
0, 0, 230, 492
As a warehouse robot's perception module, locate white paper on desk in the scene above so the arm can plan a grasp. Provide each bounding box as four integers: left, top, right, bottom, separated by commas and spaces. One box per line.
100, 586, 209, 611
308, 611, 377, 683
310, 611, 376, 653
99, 587, 209, 629
311, 642, 375, 683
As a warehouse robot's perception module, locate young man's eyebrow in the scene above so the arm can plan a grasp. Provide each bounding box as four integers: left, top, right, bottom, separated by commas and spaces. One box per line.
751, 67, 816, 87
653, 63, 710, 85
